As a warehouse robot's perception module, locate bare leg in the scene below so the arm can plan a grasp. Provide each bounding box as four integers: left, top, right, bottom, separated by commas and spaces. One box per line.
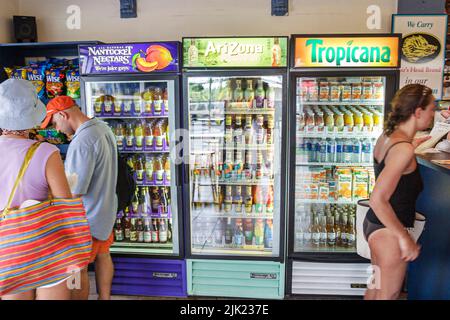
1, 290, 35, 300
70, 267, 90, 300
364, 250, 379, 300
368, 228, 408, 300
95, 253, 114, 300
36, 280, 71, 300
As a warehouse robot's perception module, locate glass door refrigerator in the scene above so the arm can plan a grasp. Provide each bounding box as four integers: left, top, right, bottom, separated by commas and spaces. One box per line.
182, 37, 288, 299
79, 42, 187, 297
287, 34, 401, 297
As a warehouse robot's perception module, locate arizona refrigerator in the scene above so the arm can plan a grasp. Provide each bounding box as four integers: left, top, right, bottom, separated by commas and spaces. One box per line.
287, 34, 401, 296
182, 37, 288, 299
79, 42, 187, 297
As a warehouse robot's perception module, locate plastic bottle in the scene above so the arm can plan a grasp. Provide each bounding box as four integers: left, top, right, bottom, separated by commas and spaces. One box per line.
361, 138, 372, 163
318, 138, 327, 163
264, 219, 273, 249
335, 138, 343, 163
352, 138, 362, 163
326, 138, 336, 163
343, 138, 353, 163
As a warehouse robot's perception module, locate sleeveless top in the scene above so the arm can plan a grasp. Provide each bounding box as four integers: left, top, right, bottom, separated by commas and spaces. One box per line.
0, 137, 59, 211
366, 141, 424, 228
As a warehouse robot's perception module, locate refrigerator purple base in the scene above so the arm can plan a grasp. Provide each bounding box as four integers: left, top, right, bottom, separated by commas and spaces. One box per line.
111, 257, 187, 297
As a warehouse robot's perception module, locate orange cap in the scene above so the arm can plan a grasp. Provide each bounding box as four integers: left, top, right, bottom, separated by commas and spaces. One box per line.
41, 96, 77, 129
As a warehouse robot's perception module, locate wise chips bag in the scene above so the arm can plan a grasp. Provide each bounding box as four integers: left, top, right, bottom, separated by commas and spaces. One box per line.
46, 66, 66, 98
26, 65, 47, 100
65, 68, 80, 99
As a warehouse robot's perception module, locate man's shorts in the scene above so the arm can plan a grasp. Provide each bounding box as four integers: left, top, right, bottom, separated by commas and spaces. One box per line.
89, 232, 114, 263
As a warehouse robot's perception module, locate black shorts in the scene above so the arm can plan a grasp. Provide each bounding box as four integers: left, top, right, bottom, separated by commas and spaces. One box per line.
363, 217, 385, 241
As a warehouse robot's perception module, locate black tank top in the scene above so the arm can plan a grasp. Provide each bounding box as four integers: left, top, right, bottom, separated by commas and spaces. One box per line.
366, 141, 424, 228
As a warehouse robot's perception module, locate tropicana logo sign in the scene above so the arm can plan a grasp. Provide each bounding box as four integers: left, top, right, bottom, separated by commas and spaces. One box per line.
295, 36, 400, 68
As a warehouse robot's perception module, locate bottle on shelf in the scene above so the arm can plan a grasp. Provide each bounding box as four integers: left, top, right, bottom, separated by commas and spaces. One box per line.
143, 88, 153, 114
123, 86, 133, 116
167, 218, 173, 243
266, 84, 275, 109
266, 185, 274, 214
153, 119, 166, 151
234, 151, 244, 181
153, 87, 163, 116
264, 219, 273, 249
244, 80, 255, 108
145, 155, 154, 183
123, 207, 132, 241
151, 187, 161, 213
234, 186, 243, 213
131, 187, 139, 214
244, 115, 254, 145
151, 218, 160, 243
244, 185, 253, 215
234, 218, 244, 246
114, 123, 125, 150
266, 115, 274, 145
159, 219, 168, 243
327, 216, 336, 247
244, 218, 254, 245
255, 80, 265, 108
223, 151, 234, 182
134, 121, 144, 150
135, 156, 145, 183
93, 87, 104, 115
103, 87, 114, 115
154, 156, 165, 184
224, 217, 233, 245
133, 87, 142, 116
254, 185, 264, 214
144, 218, 152, 243
312, 216, 321, 247
136, 218, 144, 243
254, 218, 264, 246
233, 115, 244, 146
224, 185, 233, 213
255, 115, 265, 145
224, 115, 233, 145
125, 122, 135, 149
255, 150, 263, 180
347, 216, 356, 247
234, 79, 244, 103
114, 214, 124, 242
114, 85, 123, 115
320, 215, 327, 247
243, 151, 253, 180
163, 155, 171, 183
129, 217, 138, 242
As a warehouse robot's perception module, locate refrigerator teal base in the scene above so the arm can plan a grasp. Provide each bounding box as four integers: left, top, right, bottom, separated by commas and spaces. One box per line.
187, 259, 285, 299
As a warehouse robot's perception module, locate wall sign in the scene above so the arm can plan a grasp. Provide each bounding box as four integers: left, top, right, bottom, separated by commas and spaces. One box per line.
293, 35, 400, 68
79, 42, 179, 74
182, 37, 288, 68
392, 14, 447, 99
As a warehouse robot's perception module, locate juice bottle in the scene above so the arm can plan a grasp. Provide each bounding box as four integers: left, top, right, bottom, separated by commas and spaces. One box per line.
271, 37, 282, 67
163, 155, 171, 183
134, 121, 144, 150
103, 88, 114, 115
135, 156, 145, 182
123, 86, 133, 116
154, 156, 164, 184
363, 112, 374, 131
188, 39, 198, 65
266, 84, 275, 109
162, 87, 168, 114
244, 218, 254, 245
254, 218, 264, 246
133, 87, 142, 116
114, 85, 123, 115
264, 219, 273, 248
344, 112, 354, 131
244, 185, 253, 214
255, 79, 265, 108
153, 119, 166, 151
153, 87, 163, 116
114, 123, 125, 150
94, 87, 104, 115
244, 80, 255, 108
266, 185, 274, 214
234, 186, 243, 213
234, 79, 244, 103
143, 88, 153, 115
224, 185, 233, 213
145, 155, 154, 183
125, 123, 135, 149
144, 120, 154, 150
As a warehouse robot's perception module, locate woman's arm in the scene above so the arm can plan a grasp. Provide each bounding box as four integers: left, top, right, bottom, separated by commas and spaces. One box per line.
45, 151, 73, 199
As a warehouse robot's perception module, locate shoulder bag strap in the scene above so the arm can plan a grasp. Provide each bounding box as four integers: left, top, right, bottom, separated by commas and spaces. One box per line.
2, 142, 42, 218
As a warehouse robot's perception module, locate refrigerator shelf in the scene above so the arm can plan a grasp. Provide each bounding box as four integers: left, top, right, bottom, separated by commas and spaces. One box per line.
111, 242, 173, 248
190, 109, 276, 116
196, 179, 274, 186
296, 131, 382, 139
294, 198, 359, 205
298, 101, 384, 106
296, 162, 373, 167
192, 145, 274, 152
136, 183, 171, 187
99, 116, 169, 120
120, 150, 170, 154
192, 244, 271, 253
293, 244, 356, 253
191, 212, 274, 219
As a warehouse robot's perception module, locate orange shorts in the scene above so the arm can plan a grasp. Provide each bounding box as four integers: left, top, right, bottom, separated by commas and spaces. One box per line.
89, 232, 114, 263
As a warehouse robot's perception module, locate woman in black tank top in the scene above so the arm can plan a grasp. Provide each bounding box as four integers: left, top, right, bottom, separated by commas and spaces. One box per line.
364, 84, 436, 300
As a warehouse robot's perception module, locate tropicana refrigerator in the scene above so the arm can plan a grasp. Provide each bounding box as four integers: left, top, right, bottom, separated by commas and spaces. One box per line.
79, 42, 187, 297
287, 34, 401, 297
182, 36, 288, 299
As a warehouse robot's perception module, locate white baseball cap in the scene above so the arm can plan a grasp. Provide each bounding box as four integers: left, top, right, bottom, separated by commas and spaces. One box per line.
0, 79, 46, 130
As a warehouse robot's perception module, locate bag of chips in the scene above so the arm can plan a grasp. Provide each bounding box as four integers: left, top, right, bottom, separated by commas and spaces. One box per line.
65, 67, 80, 99
27, 65, 47, 100
46, 66, 66, 98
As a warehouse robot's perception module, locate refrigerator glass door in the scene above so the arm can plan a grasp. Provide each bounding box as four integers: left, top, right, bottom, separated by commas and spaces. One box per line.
294, 76, 386, 253
187, 75, 283, 257
84, 79, 180, 256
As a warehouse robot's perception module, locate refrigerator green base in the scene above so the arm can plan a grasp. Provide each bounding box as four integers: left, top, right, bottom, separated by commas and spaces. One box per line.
187, 259, 285, 299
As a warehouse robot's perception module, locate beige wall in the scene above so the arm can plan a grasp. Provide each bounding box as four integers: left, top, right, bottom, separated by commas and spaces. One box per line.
0, 0, 19, 42
13, 0, 398, 43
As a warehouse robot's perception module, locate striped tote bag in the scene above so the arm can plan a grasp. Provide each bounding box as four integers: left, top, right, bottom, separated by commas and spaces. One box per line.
0, 142, 92, 296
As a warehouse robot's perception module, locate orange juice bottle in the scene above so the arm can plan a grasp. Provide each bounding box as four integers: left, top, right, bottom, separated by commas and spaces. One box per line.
153, 87, 163, 116
154, 156, 164, 184
163, 155, 171, 183
153, 119, 166, 151
143, 88, 153, 114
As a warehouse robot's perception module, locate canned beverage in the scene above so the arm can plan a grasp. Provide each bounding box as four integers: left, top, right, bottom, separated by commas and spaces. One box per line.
319, 82, 330, 101
341, 82, 352, 101
309, 81, 319, 101
363, 112, 374, 131
330, 82, 341, 102
334, 112, 344, 132
351, 83, 362, 101
362, 82, 373, 100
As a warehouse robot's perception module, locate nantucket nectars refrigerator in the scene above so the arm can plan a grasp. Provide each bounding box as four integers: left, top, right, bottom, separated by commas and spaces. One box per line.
287, 34, 401, 297
182, 37, 288, 299
79, 42, 187, 297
